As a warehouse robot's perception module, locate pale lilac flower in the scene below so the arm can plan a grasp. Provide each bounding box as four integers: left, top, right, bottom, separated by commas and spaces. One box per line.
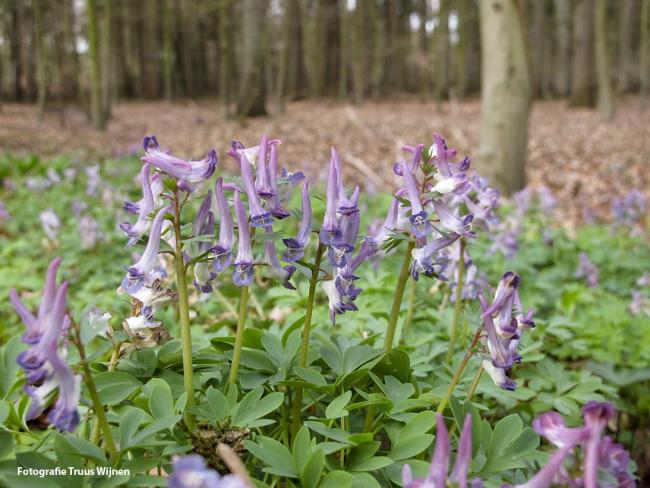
282, 182, 311, 262
410, 234, 459, 281
121, 205, 171, 295
532, 411, 590, 449
232, 191, 254, 287
211, 178, 234, 273
0, 201, 9, 222
46, 168, 61, 185
611, 189, 646, 227
78, 215, 99, 250
432, 199, 475, 238
400, 160, 431, 238
575, 252, 599, 288
320, 157, 341, 245
85, 165, 101, 197
481, 360, 516, 392
537, 186, 556, 214
366, 196, 399, 249
583, 402, 616, 488
168, 454, 248, 488
142, 136, 217, 187
70, 200, 88, 217
629, 290, 650, 316
192, 192, 217, 293
235, 150, 273, 228
124, 172, 163, 215
254, 135, 273, 198
328, 195, 360, 268
263, 227, 295, 289
40, 209, 61, 242
120, 163, 157, 246
598, 437, 636, 487
402, 414, 481, 488
331, 148, 358, 215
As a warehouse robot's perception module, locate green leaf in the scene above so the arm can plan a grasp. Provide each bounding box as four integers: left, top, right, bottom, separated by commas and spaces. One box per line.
95, 371, 142, 405
325, 391, 352, 419
244, 437, 298, 478
119, 408, 146, 449
349, 455, 393, 471
389, 434, 434, 461
147, 380, 174, 419
232, 388, 284, 427
301, 448, 325, 488
318, 471, 354, 488
0, 337, 24, 398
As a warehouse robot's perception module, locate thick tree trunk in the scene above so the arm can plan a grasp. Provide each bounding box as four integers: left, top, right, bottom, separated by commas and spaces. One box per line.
86, 0, 106, 129
418, 0, 429, 96
570, 0, 595, 106
236, 0, 268, 117
434, 0, 450, 100
162, 0, 174, 101
338, 0, 349, 99
282, 0, 303, 100
641, 0, 650, 96
478, 0, 531, 195
553, 0, 571, 96
350, 0, 366, 102
32, 0, 47, 119
594, 0, 614, 120
618, 0, 637, 92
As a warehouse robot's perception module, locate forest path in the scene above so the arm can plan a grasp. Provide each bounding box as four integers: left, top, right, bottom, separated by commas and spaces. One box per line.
1, 97, 648, 224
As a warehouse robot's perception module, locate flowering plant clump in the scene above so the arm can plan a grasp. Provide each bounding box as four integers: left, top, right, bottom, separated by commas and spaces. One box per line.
0, 134, 641, 487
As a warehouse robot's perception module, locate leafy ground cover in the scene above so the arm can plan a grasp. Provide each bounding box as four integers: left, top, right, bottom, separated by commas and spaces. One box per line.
0, 139, 648, 487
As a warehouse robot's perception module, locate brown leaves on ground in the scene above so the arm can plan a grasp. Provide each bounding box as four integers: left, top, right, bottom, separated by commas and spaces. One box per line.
1, 96, 648, 225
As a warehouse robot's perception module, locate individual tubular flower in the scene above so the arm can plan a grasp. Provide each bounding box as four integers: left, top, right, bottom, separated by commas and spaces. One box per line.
432, 199, 475, 238
263, 227, 295, 289
532, 411, 590, 449
447, 245, 487, 302
582, 401, 616, 488
328, 195, 360, 268
410, 233, 459, 281
232, 191, 254, 287
482, 271, 521, 338
322, 279, 357, 325
282, 182, 311, 262
192, 192, 217, 293
254, 134, 273, 199
367, 195, 399, 249
431, 172, 469, 195
599, 437, 636, 488
40, 209, 61, 242
400, 160, 431, 238
481, 359, 516, 392
211, 178, 234, 273
236, 150, 273, 228
267, 141, 297, 219
142, 136, 217, 187
120, 163, 156, 246
12, 261, 81, 432
320, 157, 341, 245
124, 172, 163, 214
575, 252, 599, 288
121, 205, 171, 295
402, 414, 482, 488
78, 215, 100, 250
168, 454, 248, 488
331, 148, 358, 215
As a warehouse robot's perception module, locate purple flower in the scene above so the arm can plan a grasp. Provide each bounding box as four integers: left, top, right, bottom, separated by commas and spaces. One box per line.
400, 161, 431, 238
575, 252, 599, 288
482, 272, 521, 338
120, 163, 157, 246
40, 209, 61, 242
432, 199, 475, 238
192, 193, 217, 293
254, 135, 273, 199
331, 148, 358, 215
367, 196, 399, 249
12, 260, 81, 432
410, 234, 459, 281
121, 205, 171, 295
583, 402, 616, 488
402, 414, 481, 488
532, 411, 590, 449
124, 172, 163, 215
79, 215, 100, 250
85, 165, 101, 197
263, 227, 295, 290
320, 157, 341, 245
611, 189, 646, 227
283, 182, 312, 262
599, 437, 636, 487
168, 454, 248, 488
235, 150, 273, 228
232, 191, 254, 287
328, 196, 360, 268
431, 172, 469, 195
211, 178, 234, 273
142, 136, 217, 187
267, 142, 292, 219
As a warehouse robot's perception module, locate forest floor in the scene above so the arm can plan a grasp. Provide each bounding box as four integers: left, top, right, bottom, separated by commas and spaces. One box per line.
1, 96, 648, 225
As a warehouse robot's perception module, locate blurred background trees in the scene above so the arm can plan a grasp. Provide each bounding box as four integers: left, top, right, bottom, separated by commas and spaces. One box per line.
0, 0, 647, 192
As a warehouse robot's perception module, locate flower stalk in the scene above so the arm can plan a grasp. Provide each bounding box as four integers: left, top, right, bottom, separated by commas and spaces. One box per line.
446, 238, 466, 363
384, 240, 415, 352
228, 284, 250, 388
172, 194, 196, 430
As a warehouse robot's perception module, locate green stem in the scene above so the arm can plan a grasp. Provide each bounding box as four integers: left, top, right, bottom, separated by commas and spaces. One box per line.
436, 326, 482, 414
466, 364, 484, 401
291, 242, 325, 439
445, 238, 466, 363
71, 323, 118, 463
400, 276, 417, 343
173, 195, 196, 431
228, 285, 250, 388
384, 240, 415, 352
91, 341, 121, 445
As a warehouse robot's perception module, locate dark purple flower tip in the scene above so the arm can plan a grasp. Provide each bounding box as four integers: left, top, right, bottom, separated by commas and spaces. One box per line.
282, 265, 297, 290
21, 330, 43, 345
232, 262, 254, 287
49, 407, 80, 433
203, 150, 218, 179
143, 135, 160, 152
193, 281, 214, 294
459, 156, 471, 171
17, 350, 46, 371
409, 210, 432, 238
282, 169, 305, 187
210, 246, 233, 272
270, 203, 290, 220
250, 211, 274, 228
320, 228, 342, 245
328, 244, 353, 268
583, 401, 616, 424
392, 162, 403, 177
123, 201, 140, 214
282, 238, 305, 262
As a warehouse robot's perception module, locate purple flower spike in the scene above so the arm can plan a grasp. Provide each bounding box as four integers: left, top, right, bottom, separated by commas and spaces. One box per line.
46, 353, 81, 432
410, 234, 459, 281
255, 134, 274, 199
532, 411, 590, 449
320, 157, 341, 244
583, 402, 616, 488
232, 191, 254, 287
331, 148, 358, 215
400, 161, 431, 238
576, 252, 599, 288
238, 151, 273, 228
433, 199, 475, 238
120, 163, 156, 246
283, 182, 312, 262
483, 271, 521, 338
121, 205, 171, 295
479, 294, 514, 370
211, 178, 235, 272
449, 415, 473, 488
329, 198, 360, 268
142, 136, 217, 185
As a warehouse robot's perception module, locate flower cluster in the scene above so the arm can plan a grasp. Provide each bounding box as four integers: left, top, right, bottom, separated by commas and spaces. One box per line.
516, 402, 636, 488
9, 258, 81, 432
575, 252, 599, 288
402, 414, 482, 488
479, 272, 534, 391
630, 273, 650, 316
168, 454, 248, 488
611, 189, 646, 228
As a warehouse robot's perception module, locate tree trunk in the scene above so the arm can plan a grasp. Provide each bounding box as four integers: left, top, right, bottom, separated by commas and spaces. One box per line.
281, 0, 303, 100
302, 0, 327, 98
594, 0, 614, 120
338, 0, 349, 99
418, 0, 429, 97
350, 0, 366, 103
368, 0, 385, 98
181, 0, 196, 97
162, 0, 174, 101
552, 0, 570, 96
142, 0, 160, 98
617, 0, 637, 92
236, 0, 268, 117
570, 0, 595, 106
101, 0, 113, 117
32, 0, 47, 119
434, 0, 449, 100
478, 0, 531, 195
217, 0, 234, 114
86, 0, 106, 129
641, 0, 650, 96
529, 0, 547, 98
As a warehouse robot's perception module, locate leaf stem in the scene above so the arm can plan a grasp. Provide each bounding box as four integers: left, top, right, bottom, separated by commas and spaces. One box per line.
384, 240, 415, 352
173, 193, 196, 431
228, 285, 250, 388
446, 238, 466, 363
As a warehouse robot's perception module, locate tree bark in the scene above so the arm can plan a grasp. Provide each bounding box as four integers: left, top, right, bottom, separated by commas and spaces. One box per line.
418, 0, 430, 96
552, 0, 570, 96
236, 0, 268, 117
641, 0, 650, 96
529, 0, 547, 98
594, 0, 614, 120
162, 0, 174, 101
86, 0, 107, 129
434, 0, 450, 100
570, 0, 595, 106
478, 0, 531, 195
32, 0, 47, 119
338, 0, 349, 99
617, 0, 637, 92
